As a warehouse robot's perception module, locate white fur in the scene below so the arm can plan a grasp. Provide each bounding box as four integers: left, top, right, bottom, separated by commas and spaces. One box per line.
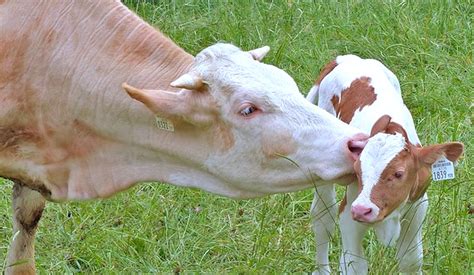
352, 132, 406, 220
310, 54, 426, 274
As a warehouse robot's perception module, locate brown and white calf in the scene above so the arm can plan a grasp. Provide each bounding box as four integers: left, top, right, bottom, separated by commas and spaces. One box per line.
0, 1, 369, 273
307, 55, 464, 274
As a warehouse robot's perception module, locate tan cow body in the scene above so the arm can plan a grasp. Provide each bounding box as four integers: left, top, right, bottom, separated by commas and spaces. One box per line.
1, 1, 368, 273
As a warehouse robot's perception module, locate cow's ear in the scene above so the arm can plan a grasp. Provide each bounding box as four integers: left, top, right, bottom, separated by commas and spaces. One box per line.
248, 46, 270, 61
370, 115, 392, 137
417, 142, 464, 166
123, 83, 217, 126
122, 83, 188, 117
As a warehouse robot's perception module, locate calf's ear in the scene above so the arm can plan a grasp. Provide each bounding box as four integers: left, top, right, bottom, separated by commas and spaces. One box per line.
370, 115, 392, 136
410, 142, 464, 202
417, 142, 464, 166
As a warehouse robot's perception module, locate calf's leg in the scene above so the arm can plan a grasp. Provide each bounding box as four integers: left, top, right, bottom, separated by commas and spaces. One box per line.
396, 194, 428, 274
339, 183, 369, 275
6, 181, 46, 275
310, 184, 337, 275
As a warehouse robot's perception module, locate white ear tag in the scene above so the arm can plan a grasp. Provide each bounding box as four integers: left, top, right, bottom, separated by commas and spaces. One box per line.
155, 116, 174, 132
431, 156, 455, 181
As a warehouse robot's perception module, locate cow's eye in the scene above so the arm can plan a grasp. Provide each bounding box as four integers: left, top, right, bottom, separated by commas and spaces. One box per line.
394, 171, 404, 179
240, 105, 257, 117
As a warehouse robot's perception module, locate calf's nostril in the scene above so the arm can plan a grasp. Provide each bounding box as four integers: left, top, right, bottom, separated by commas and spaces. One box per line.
351, 205, 373, 219
363, 208, 372, 216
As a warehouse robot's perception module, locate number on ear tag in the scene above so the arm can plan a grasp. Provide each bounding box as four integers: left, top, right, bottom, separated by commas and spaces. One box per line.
155, 116, 174, 132
431, 156, 455, 181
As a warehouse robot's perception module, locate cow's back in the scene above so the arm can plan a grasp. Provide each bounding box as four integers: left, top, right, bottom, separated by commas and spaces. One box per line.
0, 0, 194, 200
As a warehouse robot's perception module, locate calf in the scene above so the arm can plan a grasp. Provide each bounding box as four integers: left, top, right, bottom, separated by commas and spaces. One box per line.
307, 55, 464, 274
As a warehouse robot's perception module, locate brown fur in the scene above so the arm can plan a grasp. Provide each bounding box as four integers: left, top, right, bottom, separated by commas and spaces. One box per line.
331, 77, 377, 124
315, 60, 337, 86
370, 150, 416, 219
7, 182, 46, 275
339, 193, 347, 215
0, 127, 37, 151
367, 124, 463, 219
0, 34, 29, 88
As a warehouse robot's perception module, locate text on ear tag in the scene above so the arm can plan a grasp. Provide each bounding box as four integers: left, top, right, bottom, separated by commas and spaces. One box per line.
155, 116, 174, 132
431, 156, 455, 181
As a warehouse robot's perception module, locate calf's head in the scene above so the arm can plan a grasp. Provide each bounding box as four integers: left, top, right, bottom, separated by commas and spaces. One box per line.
351, 115, 464, 223
122, 43, 366, 198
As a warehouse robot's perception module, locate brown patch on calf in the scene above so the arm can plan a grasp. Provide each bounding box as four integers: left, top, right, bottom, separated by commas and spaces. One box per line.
370, 149, 417, 219
409, 165, 430, 202
314, 60, 337, 85
331, 77, 377, 124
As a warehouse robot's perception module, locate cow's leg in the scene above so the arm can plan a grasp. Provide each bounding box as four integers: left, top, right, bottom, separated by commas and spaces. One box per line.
396, 194, 428, 274
6, 181, 46, 275
339, 183, 369, 275
310, 184, 337, 275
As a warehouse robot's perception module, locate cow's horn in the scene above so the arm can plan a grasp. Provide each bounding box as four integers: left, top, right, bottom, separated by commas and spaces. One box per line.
170, 73, 204, 90
248, 46, 270, 61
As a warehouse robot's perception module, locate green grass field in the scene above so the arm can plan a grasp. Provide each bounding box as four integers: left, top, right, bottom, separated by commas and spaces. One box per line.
1, 0, 472, 273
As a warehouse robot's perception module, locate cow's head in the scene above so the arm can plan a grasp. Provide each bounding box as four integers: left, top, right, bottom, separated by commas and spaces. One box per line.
122, 43, 366, 198
351, 115, 464, 223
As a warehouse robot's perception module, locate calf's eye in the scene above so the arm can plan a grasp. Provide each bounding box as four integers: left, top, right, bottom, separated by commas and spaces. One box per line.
394, 171, 404, 179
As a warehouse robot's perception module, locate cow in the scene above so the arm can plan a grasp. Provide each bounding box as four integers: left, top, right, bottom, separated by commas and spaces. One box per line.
307, 54, 464, 274
0, 1, 369, 273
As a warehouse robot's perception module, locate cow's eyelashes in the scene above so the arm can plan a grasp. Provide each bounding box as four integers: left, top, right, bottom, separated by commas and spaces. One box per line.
239, 104, 258, 117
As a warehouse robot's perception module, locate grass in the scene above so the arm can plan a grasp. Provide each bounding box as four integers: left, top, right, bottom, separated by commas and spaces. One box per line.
1, 0, 473, 273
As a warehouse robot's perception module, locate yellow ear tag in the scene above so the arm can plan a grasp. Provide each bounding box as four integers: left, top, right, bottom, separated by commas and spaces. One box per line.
155, 116, 174, 132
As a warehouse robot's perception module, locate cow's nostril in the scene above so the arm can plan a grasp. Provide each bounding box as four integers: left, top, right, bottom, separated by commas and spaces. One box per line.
363, 208, 372, 216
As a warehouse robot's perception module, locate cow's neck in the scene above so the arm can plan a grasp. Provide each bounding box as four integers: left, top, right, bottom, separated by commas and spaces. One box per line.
1, 1, 217, 200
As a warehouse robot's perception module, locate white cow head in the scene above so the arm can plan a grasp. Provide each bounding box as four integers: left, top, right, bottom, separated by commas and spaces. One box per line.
123, 43, 366, 198
351, 115, 464, 223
